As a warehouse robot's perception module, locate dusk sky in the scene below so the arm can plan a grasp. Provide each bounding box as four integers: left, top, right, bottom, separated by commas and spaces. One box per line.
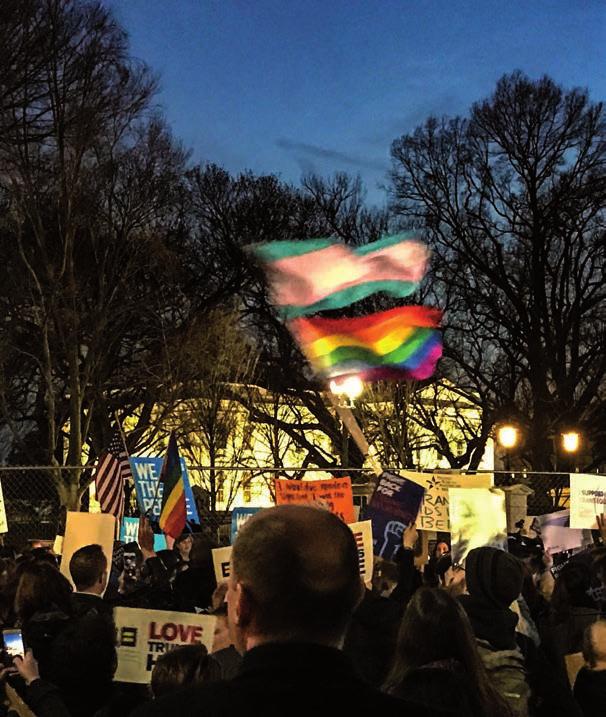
107, 1, 606, 205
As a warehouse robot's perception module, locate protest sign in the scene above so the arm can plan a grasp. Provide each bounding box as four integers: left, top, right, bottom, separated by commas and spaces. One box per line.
230, 507, 261, 543
130, 457, 199, 524
120, 517, 167, 551
570, 473, 606, 529
531, 509, 592, 554
212, 545, 232, 584
274, 477, 355, 524
0, 480, 8, 534
405, 471, 493, 531
60, 512, 116, 587
114, 607, 216, 683
364, 472, 425, 559
449, 488, 507, 565
348, 520, 373, 588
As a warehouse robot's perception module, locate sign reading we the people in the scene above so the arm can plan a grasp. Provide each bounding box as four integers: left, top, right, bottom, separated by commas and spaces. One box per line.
274, 477, 356, 524
404, 471, 493, 531
114, 607, 216, 683
130, 456, 200, 523
212, 545, 232, 584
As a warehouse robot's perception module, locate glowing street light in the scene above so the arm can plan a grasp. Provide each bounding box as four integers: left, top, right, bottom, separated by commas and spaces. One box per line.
329, 375, 364, 404
497, 424, 519, 449
561, 431, 580, 454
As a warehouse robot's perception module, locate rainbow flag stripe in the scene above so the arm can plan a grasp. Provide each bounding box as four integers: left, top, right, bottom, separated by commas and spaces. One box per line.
159, 432, 187, 539
289, 306, 442, 381
252, 233, 429, 318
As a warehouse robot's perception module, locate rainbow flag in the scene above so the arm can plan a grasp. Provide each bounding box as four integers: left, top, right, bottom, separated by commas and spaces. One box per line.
159, 432, 187, 539
289, 306, 442, 381
252, 233, 429, 318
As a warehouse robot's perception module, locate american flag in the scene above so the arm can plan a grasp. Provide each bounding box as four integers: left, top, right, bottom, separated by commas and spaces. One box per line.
94, 428, 132, 519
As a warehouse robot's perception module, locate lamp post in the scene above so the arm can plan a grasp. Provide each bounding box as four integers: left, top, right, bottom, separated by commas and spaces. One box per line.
329, 376, 364, 468
496, 423, 519, 471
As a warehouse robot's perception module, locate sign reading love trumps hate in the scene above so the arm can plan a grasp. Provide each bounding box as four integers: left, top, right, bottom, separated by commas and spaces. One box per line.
364, 472, 425, 559
114, 607, 216, 683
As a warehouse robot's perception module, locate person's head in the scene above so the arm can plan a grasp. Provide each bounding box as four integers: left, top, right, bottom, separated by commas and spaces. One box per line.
151, 644, 222, 699
434, 541, 450, 559
583, 620, 606, 670
175, 533, 194, 561
465, 547, 523, 608
386, 588, 510, 716
15, 561, 73, 622
69, 544, 108, 594
227, 505, 363, 652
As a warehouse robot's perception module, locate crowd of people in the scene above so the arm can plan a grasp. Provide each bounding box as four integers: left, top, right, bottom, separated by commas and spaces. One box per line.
0, 507, 602, 716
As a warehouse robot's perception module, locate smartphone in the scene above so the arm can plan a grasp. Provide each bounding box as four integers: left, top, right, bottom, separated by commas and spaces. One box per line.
3, 629, 25, 659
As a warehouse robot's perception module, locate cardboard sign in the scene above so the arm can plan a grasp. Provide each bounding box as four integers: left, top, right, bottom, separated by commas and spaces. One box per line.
364, 472, 425, 559
212, 545, 232, 584
114, 607, 216, 683
230, 507, 261, 543
130, 456, 199, 523
60, 512, 116, 587
348, 520, 373, 588
531, 509, 592, 554
570, 473, 606, 529
405, 471, 493, 531
120, 517, 167, 552
449, 488, 507, 565
274, 477, 355, 524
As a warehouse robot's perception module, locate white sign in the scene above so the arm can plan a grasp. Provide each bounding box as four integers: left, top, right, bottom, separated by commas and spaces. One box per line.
449, 488, 507, 564
348, 520, 373, 589
212, 545, 232, 584
114, 607, 216, 683
532, 509, 592, 554
405, 471, 493, 531
60, 512, 116, 588
570, 474, 606, 529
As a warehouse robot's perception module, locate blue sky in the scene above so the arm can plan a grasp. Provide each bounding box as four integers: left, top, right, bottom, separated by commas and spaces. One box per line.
107, 0, 606, 205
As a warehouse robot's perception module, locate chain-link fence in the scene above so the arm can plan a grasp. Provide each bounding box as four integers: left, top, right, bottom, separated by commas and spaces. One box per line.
0, 465, 590, 548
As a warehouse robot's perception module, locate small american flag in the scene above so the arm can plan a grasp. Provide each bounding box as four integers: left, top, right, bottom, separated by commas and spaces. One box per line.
94, 428, 132, 519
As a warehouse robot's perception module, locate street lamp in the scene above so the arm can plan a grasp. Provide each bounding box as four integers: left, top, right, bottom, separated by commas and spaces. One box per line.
561, 431, 580, 454
497, 424, 519, 449
329, 375, 364, 407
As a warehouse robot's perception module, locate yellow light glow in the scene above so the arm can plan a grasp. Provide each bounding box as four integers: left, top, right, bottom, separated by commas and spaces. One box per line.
497, 425, 519, 449
329, 375, 364, 402
562, 431, 580, 453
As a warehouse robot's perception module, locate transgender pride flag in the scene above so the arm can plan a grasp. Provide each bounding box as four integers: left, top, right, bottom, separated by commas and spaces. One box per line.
252, 232, 429, 318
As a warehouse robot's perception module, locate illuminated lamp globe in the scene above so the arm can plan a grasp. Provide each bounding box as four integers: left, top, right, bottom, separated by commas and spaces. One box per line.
562, 431, 580, 454
329, 375, 364, 402
497, 425, 519, 449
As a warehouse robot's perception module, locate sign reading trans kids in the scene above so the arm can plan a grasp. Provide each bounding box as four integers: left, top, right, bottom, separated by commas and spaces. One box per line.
130, 457, 199, 524
114, 607, 215, 683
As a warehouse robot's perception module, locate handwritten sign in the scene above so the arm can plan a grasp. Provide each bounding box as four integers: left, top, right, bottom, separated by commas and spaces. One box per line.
570, 474, 606, 529
274, 477, 355, 524
348, 520, 373, 588
404, 471, 493, 531
212, 545, 232, 584
114, 607, 215, 683
230, 507, 261, 543
130, 456, 199, 523
449, 488, 507, 564
364, 472, 425, 559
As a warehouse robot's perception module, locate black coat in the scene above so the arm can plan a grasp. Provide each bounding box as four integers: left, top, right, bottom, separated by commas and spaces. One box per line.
573, 667, 606, 717
70, 593, 113, 620
131, 642, 447, 717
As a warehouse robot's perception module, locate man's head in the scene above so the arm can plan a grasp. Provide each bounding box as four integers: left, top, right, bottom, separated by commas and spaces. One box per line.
226, 505, 363, 652
583, 620, 606, 669
69, 544, 108, 595
465, 547, 523, 608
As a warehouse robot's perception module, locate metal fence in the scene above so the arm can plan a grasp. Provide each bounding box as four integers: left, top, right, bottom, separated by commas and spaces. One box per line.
0, 465, 587, 548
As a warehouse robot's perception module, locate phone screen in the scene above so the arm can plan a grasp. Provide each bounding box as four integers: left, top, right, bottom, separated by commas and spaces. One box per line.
3, 630, 24, 659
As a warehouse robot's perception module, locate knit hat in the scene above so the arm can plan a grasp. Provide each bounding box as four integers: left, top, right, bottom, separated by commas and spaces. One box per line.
465, 547, 523, 608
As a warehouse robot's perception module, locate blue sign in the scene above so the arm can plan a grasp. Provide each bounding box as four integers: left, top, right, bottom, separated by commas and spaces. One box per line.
230, 507, 261, 543
120, 517, 167, 551
130, 456, 200, 524
364, 471, 425, 560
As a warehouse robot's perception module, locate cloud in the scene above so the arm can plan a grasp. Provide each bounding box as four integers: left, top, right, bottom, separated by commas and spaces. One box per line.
276, 138, 387, 173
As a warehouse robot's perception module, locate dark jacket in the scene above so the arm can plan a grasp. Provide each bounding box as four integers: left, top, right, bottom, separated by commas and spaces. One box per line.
343, 589, 401, 687
459, 594, 582, 717
21, 609, 72, 680
131, 642, 447, 716
389, 663, 490, 717
573, 667, 606, 717
70, 593, 113, 620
